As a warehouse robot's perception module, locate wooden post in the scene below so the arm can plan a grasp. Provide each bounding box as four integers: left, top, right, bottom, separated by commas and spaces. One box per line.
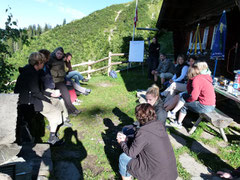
88, 60, 91, 79
108, 52, 112, 76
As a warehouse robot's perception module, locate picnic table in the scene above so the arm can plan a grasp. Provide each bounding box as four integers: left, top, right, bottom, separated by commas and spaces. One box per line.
214, 85, 240, 108
189, 84, 240, 142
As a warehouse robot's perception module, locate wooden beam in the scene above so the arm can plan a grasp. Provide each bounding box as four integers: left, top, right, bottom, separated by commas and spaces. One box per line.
137, 27, 159, 31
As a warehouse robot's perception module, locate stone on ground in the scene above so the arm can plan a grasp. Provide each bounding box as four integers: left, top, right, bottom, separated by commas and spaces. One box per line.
179, 153, 210, 178
0, 94, 18, 144
0, 144, 21, 164
191, 141, 218, 154
217, 141, 229, 148
169, 133, 186, 149
173, 126, 189, 136
200, 131, 215, 140
176, 176, 183, 180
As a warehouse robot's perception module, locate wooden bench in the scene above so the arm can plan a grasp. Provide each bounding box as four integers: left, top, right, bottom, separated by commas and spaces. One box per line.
189, 108, 233, 142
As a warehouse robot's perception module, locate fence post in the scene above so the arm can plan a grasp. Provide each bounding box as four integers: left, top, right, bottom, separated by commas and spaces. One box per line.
88, 60, 91, 79
107, 52, 112, 76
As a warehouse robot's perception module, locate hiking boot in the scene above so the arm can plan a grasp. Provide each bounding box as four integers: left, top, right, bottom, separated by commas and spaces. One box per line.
63, 121, 73, 127
73, 101, 81, 105
170, 121, 183, 129
167, 111, 176, 120
48, 134, 60, 145
75, 99, 83, 103
82, 78, 89, 82
85, 89, 91, 93
70, 109, 82, 116
81, 89, 91, 96
65, 117, 71, 123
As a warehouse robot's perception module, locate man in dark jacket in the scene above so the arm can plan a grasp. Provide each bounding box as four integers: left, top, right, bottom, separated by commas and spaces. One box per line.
117, 104, 178, 180
148, 37, 160, 79
152, 53, 176, 87
14, 52, 63, 144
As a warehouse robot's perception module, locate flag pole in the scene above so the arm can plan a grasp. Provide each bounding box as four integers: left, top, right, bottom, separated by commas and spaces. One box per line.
132, 0, 138, 41
213, 57, 218, 79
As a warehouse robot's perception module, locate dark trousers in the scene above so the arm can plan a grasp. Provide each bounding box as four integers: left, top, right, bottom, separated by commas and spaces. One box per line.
148, 56, 159, 79
55, 82, 77, 114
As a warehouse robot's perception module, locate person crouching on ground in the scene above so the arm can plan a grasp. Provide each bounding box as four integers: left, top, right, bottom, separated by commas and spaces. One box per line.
117, 103, 178, 180
14, 52, 63, 145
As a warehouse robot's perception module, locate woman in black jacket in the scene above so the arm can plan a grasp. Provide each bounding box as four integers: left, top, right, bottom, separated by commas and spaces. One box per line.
14, 52, 63, 144
117, 103, 178, 180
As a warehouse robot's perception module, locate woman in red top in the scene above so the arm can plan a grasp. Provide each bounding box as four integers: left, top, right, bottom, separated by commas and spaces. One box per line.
169, 64, 216, 129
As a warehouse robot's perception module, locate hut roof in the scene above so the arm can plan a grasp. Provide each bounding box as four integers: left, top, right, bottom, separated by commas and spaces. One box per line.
157, 0, 238, 31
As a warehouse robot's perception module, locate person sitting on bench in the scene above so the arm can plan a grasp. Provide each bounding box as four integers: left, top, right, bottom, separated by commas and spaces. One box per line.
151, 53, 175, 87
64, 52, 89, 84
168, 64, 216, 129
14, 52, 63, 145
39, 49, 72, 127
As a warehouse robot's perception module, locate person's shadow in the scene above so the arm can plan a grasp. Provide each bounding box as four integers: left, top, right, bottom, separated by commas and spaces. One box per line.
101, 107, 134, 178
53, 127, 87, 180
168, 127, 234, 178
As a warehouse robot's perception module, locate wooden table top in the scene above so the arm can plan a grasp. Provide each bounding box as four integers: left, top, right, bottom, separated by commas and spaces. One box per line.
214, 85, 240, 104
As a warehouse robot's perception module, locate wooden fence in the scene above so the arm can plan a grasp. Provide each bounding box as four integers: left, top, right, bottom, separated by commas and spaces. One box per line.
72, 52, 128, 79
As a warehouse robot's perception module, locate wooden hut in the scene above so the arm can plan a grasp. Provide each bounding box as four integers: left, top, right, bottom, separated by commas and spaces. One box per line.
156, 0, 240, 79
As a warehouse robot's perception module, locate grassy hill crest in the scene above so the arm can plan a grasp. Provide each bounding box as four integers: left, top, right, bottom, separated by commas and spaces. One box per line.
8, 0, 162, 69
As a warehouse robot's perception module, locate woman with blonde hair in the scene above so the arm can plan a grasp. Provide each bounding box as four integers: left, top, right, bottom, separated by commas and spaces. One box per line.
145, 84, 167, 126
195, 61, 211, 75
168, 65, 216, 129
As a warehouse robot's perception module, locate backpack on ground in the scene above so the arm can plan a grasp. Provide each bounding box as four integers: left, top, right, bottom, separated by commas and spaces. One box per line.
109, 70, 117, 78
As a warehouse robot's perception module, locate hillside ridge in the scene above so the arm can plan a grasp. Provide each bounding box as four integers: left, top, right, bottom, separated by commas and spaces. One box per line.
8, 0, 162, 70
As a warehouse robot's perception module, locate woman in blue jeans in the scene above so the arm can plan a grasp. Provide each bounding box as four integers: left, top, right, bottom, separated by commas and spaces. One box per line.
169, 64, 216, 129
64, 53, 88, 85
117, 104, 178, 180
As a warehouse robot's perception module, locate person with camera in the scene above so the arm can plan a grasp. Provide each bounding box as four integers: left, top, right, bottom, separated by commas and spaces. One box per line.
117, 103, 178, 180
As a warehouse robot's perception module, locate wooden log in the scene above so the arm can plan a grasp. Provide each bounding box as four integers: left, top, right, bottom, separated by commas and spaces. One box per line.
89, 57, 109, 65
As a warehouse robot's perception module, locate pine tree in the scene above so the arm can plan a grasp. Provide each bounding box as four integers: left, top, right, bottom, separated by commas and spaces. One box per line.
37, 24, 42, 36
63, 18, 66, 26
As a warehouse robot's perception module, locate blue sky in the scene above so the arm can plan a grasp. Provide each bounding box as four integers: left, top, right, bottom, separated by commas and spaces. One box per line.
0, 0, 132, 29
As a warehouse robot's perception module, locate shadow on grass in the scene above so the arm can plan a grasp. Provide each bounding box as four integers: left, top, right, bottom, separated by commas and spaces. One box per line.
169, 128, 234, 175
101, 107, 134, 179
119, 65, 154, 92
52, 127, 87, 179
